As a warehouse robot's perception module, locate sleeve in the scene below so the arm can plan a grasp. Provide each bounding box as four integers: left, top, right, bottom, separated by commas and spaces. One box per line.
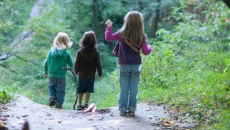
74, 51, 80, 74
94, 51, 102, 76
141, 41, 152, 55
43, 51, 50, 74
105, 27, 122, 41
67, 52, 74, 69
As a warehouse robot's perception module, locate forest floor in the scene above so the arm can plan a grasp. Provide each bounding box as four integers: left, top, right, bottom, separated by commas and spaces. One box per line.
0, 95, 197, 130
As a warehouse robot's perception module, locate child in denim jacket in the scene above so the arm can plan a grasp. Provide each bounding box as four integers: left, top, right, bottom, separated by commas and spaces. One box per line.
105, 11, 152, 116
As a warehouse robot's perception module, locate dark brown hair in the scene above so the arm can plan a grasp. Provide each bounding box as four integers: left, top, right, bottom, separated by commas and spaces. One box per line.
80, 31, 98, 49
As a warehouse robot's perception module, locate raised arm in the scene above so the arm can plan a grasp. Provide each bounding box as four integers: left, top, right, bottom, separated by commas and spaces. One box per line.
105, 19, 122, 41
105, 27, 122, 41
74, 51, 80, 75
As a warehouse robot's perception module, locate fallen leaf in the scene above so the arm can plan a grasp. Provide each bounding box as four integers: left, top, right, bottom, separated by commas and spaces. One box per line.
150, 122, 159, 126
98, 116, 103, 121
169, 120, 174, 124
164, 123, 171, 127
21, 115, 28, 117
0, 117, 7, 121
146, 107, 152, 111
3, 115, 9, 118
47, 113, 51, 116
88, 118, 93, 121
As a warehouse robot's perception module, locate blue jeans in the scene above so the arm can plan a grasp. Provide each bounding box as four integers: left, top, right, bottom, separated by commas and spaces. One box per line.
119, 64, 141, 112
48, 77, 66, 106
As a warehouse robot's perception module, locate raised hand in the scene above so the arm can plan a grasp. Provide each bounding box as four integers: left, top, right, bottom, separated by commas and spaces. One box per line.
105, 19, 113, 27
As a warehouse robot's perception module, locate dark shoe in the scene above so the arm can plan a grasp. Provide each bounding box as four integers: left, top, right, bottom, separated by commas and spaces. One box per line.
77, 104, 84, 110
84, 103, 89, 109
129, 111, 135, 116
120, 112, 126, 116
49, 98, 55, 106
55, 105, 63, 109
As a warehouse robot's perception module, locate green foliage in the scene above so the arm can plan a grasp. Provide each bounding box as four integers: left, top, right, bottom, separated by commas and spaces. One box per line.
0, 69, 17, 103
0, 87, 12, 103
138, 0, 230, 129
1, 0, 230, 129
0, 0, 35, 52
90, 66, 120, 108
0, 0, 119, 109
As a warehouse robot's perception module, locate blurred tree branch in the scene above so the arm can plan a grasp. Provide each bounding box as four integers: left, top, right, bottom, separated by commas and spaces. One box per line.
0, 31, 33, 62
0, 64, 16, 73
0, 53, 13, 61
14, 55, 41, 67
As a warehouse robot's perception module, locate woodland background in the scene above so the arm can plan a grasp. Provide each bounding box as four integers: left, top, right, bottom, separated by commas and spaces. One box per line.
1, 0, 230, 129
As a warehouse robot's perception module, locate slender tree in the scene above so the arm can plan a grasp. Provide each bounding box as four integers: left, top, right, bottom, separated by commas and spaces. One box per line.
92, 0, 105, 41
150, 0, 161, 38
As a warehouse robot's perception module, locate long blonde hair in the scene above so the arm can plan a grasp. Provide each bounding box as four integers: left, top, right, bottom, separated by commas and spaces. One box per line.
53, 32, 73, 50
119, 11, 146, 52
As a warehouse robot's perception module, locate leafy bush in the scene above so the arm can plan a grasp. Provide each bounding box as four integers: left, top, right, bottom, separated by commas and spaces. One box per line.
0, 69, 17, 103
138, 0, 230, 129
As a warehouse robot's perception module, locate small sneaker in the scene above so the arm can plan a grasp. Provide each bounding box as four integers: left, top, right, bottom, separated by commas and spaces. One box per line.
77, 104, 84, 110
84, 103, 89, 109
55, 105, 63, 109
49, 98, 55, 106
129, 111, 135, 116
120, 112, 126, 116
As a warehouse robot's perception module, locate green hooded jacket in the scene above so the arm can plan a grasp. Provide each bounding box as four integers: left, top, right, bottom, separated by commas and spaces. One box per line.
44, 47, 73, 78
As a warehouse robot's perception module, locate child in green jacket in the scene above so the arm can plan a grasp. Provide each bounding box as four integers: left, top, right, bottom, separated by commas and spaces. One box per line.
44, 32, 73, 109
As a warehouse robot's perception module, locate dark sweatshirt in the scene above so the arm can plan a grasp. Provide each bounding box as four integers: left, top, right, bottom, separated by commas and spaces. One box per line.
74, 48, 102, 78
105, 27, 152, 65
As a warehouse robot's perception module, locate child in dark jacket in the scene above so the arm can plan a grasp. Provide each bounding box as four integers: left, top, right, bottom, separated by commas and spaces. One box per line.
74, 31, 102, 110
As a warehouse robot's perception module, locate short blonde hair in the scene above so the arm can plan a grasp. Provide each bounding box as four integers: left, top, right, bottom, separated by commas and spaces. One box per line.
53, 32, 73, 50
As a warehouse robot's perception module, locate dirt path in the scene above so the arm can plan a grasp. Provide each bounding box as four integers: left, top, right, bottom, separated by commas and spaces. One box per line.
0, 95, 197, 130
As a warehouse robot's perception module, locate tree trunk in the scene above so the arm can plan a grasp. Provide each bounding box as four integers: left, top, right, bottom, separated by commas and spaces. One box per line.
92, 0, 98, 33
223, 0, 230, 8
150, 0, 160, 38
92, 0, 105, 41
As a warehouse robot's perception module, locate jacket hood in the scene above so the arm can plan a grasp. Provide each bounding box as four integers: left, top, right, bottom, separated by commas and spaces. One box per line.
80, 48, 97, 60
50, 47, 66, 58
